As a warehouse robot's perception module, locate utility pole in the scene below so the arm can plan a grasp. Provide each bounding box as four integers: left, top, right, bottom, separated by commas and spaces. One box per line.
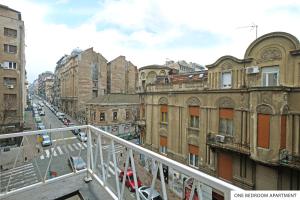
237, 23, 258, 39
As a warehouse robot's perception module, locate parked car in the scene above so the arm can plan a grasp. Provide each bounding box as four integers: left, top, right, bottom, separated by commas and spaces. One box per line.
138, 186, 162, 200
72, 128, 80, 135
69, 156, 86, 170
78, 132, 87, 142
41, 135, 52, 147
37, 122, 45, 130
119, 169, 142, 192
35, 116, 42, 123
39, 110, 45, 116
63, 118, 70, 126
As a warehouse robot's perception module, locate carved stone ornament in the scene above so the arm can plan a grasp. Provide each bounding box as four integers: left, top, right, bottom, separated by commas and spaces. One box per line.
217, 97, 235, 108
187, 136, 199, 146
221, 62, 233, 71
258, 47, 282, 63
256, 104, 273, 114
261, 92, 272, 104
158, 97, 168, 105
281, 105, 289, 115
186, 97, 200, 106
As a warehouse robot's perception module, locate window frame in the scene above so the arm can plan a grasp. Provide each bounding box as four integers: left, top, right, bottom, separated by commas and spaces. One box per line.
113, 111, 118, 121
4, 28, 17, 38
4, 44, 17, 54
100, 112, 105, 122
221, 71, 232, 89
3, 61, 17, 69
189, 153, 199, 168
160, 145, 167, 155
261, 66, 279, 87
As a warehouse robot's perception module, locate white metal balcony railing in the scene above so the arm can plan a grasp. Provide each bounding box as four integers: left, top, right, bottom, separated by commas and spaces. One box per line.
0, 125, 243, 200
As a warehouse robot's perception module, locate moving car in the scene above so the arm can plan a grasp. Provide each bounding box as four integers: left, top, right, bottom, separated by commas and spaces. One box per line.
119, 169, 142, 192
69, 156, 86, 170
41, 135, 52, 147
78, 132, 87, 142
138, 186, 162, 200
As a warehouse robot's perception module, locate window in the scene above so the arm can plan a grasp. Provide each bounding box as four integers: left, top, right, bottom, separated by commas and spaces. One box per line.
221, 72, 232, 88
100, 112, 105, 121
3, 77, 17, 85
189, 106, 199, 128
113, 111, 118, 121
262, 66, 279, 86
4, 94, 17, 105
257, 114, 270, 148
219, 108, 234, 135
4, 28, 17, 37
125, 111, 130, 120
3, 61, 17, 69
92, 90, 98, 98
188, 144, 199, 167
280, 115, 287, 149
161, 105, 168, 123
4, 44, 17, 53
160, 136, 167, 155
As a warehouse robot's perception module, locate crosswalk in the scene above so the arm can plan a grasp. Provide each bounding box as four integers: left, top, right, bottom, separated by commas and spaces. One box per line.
0, 163, 39, 192
38, 143, 125, 160
39, 143, 87, 160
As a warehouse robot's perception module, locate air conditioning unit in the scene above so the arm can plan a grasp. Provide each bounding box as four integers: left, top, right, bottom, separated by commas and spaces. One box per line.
0, 63, 3, 68
246, 66, 259, 74
7, 85, 14, 89
215, 135, 225, 143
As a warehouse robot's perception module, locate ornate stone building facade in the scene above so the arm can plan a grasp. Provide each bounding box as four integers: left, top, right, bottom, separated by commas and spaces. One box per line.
0, 4, 26, 134
86, 94, 140, 139
140, 32, 300, 192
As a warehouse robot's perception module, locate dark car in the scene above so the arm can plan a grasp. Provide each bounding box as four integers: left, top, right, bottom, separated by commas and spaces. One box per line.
119, 169, 142, 192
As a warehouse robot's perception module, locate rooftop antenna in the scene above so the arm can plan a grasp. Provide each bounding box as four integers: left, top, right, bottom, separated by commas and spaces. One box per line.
237, 23, 258, 39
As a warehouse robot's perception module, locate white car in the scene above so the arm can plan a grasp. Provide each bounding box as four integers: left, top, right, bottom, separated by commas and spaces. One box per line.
138, 186, 162, 200
78, 132, 87, 142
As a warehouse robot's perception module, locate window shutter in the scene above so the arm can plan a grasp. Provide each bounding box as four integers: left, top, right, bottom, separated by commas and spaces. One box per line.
189, 106, 200, 116
257, 114, 270, 148
280, 115, 287, 149
218, 152, 233, 182
219, 108, 234, 119
160, 136, 167, 146
161, 105, 168, 112
188, 144, 199, 155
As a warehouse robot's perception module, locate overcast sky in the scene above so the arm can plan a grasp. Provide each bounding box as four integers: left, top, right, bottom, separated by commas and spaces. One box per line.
2, 0, 300, 82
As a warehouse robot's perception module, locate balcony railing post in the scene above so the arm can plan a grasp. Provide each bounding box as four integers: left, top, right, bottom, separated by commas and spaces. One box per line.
129, 149, 140, 200
111, 140, 121, 199
85, 126, 92, 182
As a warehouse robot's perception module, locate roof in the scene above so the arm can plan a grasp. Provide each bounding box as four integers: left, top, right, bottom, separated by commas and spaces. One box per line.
86, 94, 139, 105
139, 65, 171, 71
154, 71, 207, 84
0, 4, 21, 13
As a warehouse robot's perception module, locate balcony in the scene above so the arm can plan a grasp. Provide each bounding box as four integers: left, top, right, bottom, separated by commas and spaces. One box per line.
0, 125, 242, 200
279, 149, 300, 170
207, 133, 250, 155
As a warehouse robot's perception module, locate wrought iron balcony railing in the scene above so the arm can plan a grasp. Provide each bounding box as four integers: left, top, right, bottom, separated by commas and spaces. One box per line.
0, 125, 243, 200
207, 133, 250, 155
279, 149, 300, 170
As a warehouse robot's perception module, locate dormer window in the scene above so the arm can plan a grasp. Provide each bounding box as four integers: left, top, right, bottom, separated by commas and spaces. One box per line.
262, 66, 279, 86
221, 71, 232, 88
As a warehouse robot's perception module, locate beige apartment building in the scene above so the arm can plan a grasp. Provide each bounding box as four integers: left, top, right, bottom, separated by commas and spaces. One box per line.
107, 56, 137, 94
140, 32, 300, 194
58, 48, 107, 122
0, 4, 25, 134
